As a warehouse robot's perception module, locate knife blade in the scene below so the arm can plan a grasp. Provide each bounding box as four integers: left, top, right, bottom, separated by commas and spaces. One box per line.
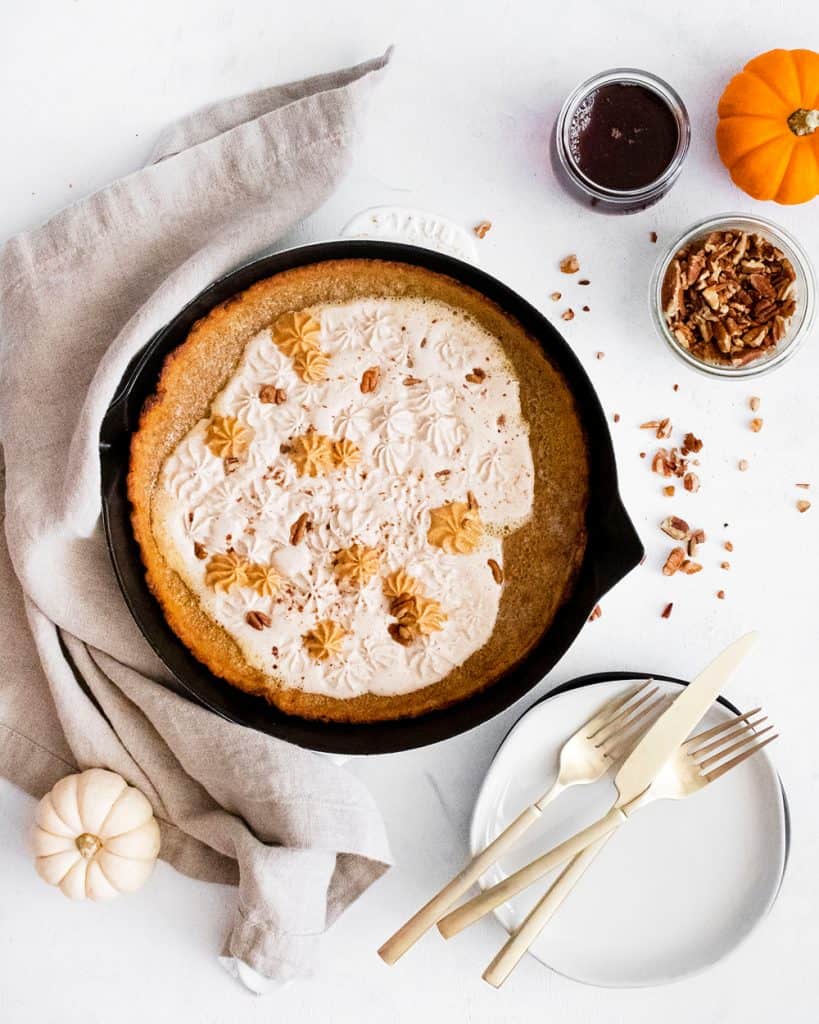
615, 631, 757, 812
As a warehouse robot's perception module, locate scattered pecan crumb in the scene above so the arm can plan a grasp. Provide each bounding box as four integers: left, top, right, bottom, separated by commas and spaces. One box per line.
641, 420, 661, 430
663, 547, 686, 576
721, 561, 731, 570
550, 291, 562, 301
797, 500, 811, 513
650, 231, 659, 244
224, 456, 239, 474
360, 366, 381, 393
389, 622, 414, 646
661, 601, 673, 619
663, 485, 676, 497
474, 220, 492, 239
403, 376, 422, 386
724, 541, 734, 552
613, 413, 620, 423
259, 384, 287, 404
560, 254, 580, 274
661, 516, 690, 541
717, 590, 726, 600
673, 383, 679, 392
561, 308, 575, 321
595, 351, 605, 360
588, 604, 602, 621
738, 459, 749, 472
796, 482, 810, 489
749, 396, 761, 411
750, 418, 763, 432
639, 452, 646, 459
245, 611, 272, 631
683, 472, 700, 492
487, 559, 504, 584
289, 512, 310, 545
193, 542, 207, 560
465, 367, 486, 384
578, 279, 590, 286
582, 305, 590, 312
657, 418, 672, 439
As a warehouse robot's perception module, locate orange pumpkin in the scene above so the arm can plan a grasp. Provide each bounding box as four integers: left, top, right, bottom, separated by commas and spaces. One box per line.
716, 48, 819, 204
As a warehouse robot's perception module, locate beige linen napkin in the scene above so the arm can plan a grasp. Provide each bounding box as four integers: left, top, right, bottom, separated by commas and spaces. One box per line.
0, 49, 392, 982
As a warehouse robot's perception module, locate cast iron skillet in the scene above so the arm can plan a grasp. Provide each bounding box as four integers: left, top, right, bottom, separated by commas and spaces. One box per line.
100, 240, 644, 754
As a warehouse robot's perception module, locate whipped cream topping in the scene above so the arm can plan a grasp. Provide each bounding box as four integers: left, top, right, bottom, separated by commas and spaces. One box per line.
156, 297, 535, 698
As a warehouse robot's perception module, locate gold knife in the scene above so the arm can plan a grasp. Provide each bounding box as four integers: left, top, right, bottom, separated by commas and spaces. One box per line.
437, 631, 758, 940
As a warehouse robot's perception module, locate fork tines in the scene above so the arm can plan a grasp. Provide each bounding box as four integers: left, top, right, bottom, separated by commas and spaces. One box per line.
685, 707, 778, 781
588, 681, 666, 760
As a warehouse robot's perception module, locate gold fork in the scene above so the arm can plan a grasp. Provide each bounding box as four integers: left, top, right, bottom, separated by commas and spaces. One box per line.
377, 681, 665, 964
459, 708, 776, 987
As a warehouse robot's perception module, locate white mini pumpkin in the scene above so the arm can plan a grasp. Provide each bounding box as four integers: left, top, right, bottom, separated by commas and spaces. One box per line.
31, 768, 161, 902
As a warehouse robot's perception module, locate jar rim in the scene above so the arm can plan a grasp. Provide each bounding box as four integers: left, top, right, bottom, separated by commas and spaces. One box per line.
556, 68, 691, 204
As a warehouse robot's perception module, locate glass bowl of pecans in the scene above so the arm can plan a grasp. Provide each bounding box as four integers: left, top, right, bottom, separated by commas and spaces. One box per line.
651, 214, 816, 378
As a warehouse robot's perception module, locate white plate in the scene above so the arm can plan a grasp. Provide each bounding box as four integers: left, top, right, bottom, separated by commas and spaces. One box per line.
470, 676, 788, 988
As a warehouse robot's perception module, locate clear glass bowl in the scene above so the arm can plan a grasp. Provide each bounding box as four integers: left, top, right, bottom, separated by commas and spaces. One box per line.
650, 214, 816, 379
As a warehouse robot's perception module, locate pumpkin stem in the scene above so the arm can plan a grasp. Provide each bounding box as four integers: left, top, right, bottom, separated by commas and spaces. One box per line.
788, 108, 819, 136
75, 832, 102, 859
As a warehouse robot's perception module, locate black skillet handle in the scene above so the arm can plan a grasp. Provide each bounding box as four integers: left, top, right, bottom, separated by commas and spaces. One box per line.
590, 492, 645, 599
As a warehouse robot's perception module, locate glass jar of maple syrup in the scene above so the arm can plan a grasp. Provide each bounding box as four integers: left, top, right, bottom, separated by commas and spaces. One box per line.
552, 68, 690, 213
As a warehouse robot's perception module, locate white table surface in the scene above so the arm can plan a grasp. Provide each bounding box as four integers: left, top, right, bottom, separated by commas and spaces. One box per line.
2, 2, 818, 1021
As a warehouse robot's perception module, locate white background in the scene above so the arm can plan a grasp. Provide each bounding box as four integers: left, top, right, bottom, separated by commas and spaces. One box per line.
2, 1, 818, 1021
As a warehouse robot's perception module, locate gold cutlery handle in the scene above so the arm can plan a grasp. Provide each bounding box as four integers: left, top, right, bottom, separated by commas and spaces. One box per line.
482, 832, 612, 988
437, 805, 626, 939
378, 804, 543, 965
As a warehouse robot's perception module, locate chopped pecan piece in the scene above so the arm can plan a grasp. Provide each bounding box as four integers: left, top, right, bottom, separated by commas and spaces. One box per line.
560, 254, 580, 274
465, 367, 487, 384
797, 500, 811, 513
289, 512, 310, 545
487, 559, 504, 585
683, 472, 700, 492
588, 604, 602, 621
193, 542, 207, 560
360, 366, 381, 393
474, 220, 492, 238
750, 417, 763, 432
245, 611, 272, 630
661, 602, 673, 619
561, 308, 575, 321
662, 547, 686, 576
660, 516, 690, 541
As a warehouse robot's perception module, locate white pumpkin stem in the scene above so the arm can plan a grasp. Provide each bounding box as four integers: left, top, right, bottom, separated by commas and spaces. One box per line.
788, 108, 819, 136
75, 832, 102, 859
